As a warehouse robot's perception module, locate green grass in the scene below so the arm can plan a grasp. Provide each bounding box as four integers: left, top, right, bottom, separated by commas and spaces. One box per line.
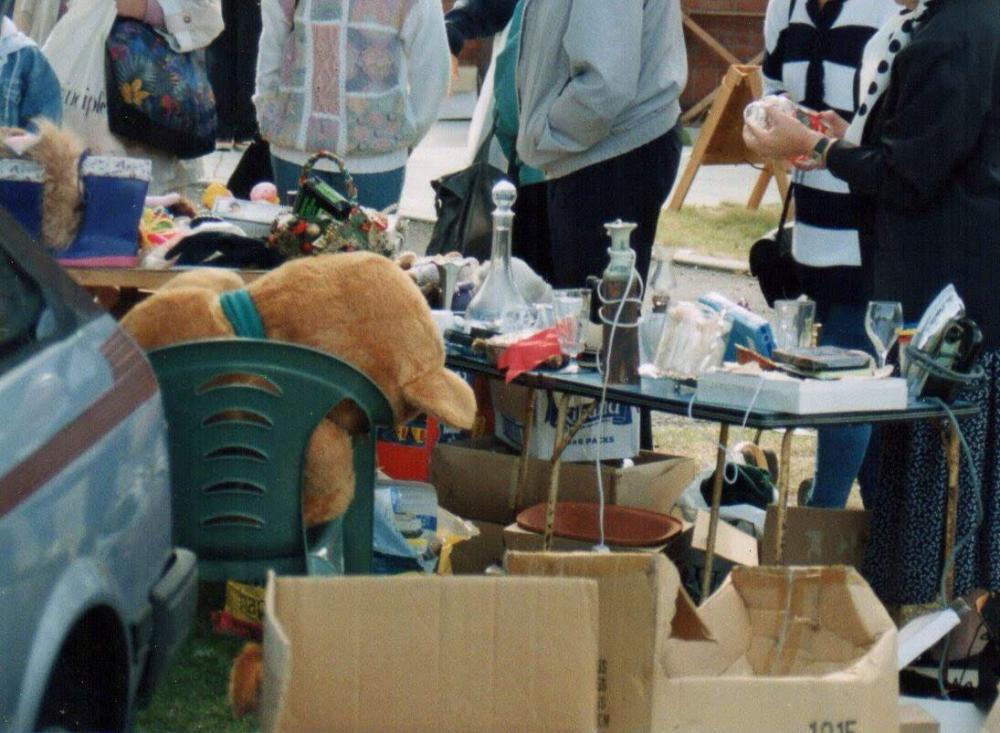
136, 587, 258, 733
655, 202, 782, 261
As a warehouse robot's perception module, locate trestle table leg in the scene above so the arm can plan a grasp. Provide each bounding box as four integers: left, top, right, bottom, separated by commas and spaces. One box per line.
701, 422, 730, 602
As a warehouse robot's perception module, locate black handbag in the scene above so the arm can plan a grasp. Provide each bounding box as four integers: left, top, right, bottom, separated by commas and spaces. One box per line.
426, 132, 506, 261
748, 183, 801, 308
227, 137, 273, 200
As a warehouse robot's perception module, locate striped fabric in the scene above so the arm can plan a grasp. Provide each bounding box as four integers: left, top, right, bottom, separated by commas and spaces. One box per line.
761, 0, 896, 267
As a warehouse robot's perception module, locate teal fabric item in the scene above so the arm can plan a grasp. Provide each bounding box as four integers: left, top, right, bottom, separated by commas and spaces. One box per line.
219, 289, 266, 338
492, 0, 544, 186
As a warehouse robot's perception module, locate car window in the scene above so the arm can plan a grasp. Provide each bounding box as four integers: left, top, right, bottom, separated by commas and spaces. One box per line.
0, 252, 44, 357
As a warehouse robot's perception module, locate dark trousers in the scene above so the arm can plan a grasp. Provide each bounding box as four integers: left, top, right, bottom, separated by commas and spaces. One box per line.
546, 123, 683, 289
207, 0, 262, 140
511, 180, 554, 285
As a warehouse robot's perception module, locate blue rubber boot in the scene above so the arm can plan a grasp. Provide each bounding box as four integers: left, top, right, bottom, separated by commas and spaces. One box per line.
57, 156, 151, 267
0, 159, 44, 241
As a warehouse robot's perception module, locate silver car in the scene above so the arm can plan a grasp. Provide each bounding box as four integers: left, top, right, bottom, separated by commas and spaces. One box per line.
0, 212, 197, 732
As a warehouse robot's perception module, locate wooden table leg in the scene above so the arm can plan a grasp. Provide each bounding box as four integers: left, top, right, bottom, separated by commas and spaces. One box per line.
701, 422, 730, 602
508, 388, 537, 512
773, 428, 796, 565
943, 424, 961, 602
543, 395, 598, 551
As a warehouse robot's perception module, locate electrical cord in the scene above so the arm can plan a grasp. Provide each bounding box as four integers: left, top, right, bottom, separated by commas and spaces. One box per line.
593, 251, 642, 552
686, 374, 772, 488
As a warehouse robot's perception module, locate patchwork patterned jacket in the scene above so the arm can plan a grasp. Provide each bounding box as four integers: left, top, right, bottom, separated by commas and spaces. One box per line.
256, 0, 448, 169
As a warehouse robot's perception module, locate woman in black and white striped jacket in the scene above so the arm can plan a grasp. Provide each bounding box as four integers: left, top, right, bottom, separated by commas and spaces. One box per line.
761, 0, 896, 509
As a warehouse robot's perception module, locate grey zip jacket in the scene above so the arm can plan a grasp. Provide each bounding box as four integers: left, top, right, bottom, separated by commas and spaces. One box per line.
515, 0, 687, 181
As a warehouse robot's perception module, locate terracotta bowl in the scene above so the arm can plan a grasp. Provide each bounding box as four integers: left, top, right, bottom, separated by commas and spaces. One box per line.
516, 502, 683, 548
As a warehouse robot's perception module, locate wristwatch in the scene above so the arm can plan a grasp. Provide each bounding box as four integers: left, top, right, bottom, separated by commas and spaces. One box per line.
810, 136, 833, 166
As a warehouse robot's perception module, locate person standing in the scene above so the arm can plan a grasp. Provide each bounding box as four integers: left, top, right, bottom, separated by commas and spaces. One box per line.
255, 0, 449, 211
744, 0, 1000, 605
516, 0, 687, 289
207, 0, 262, 150
761, 0, 897, 509
445, 0, 552, 282
111, 0, 224, 195
0, 12, 62, 129
12, 0, 66, 44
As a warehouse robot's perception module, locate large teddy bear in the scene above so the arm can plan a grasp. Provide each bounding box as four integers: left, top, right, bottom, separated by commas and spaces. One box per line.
121, 252, 478, 527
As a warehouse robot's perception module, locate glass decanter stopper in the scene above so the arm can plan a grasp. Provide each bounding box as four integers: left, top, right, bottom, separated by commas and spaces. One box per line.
464, 180, 532, 333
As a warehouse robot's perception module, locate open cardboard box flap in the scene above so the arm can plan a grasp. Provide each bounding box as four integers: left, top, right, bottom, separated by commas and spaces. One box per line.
260, 571, 599, 733
506, 554, 898, 732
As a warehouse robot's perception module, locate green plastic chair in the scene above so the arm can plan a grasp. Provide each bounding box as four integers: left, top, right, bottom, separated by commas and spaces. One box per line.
147, 338, 393, 581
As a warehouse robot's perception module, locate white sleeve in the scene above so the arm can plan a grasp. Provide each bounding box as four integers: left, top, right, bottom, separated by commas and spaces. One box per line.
254, 0, 291, 110
156, 0, 224, 52
401, 0, 450, 145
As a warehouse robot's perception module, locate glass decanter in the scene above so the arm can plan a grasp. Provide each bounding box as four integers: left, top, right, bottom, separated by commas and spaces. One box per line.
463, 180, 533, 333
598, 220, 642, 385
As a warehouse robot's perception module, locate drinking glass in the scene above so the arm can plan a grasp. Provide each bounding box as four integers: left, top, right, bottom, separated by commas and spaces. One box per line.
534, 303, 555, 330
552, 289, 591, 360
772, 298, 816, 349
865, 301, 903, 370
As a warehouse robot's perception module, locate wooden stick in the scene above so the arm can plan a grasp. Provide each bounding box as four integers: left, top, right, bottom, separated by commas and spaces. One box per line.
773, 428, 796, 564
943, 424, 961, 601
543, 395, 598, 551
701, 422, 730, 601
508, 387, 537, 511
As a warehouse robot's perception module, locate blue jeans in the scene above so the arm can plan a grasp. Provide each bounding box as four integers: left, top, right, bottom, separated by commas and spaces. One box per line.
271, 155, 405, 212
808, 301, 875, 508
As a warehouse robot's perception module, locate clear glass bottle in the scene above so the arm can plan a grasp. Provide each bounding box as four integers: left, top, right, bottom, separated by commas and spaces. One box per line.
648, 256, 676, 313
464, 180, 532, 333
599, 220, 642, 385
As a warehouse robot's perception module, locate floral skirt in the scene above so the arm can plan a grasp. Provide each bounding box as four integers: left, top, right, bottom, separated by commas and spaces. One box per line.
863, 349, 1000, 605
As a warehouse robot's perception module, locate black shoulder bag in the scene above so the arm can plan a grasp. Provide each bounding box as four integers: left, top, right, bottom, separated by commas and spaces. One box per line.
748, 182, 801, 308
426, 130, 507, 261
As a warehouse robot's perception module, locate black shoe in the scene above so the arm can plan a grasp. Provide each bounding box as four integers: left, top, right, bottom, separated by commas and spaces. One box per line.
797, 479, 813, 507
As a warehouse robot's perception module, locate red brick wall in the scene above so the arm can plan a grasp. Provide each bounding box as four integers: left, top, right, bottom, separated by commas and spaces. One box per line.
681, 1, 768, 113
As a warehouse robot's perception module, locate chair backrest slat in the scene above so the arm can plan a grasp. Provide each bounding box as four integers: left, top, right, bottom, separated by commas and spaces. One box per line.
148, 338, 393, 581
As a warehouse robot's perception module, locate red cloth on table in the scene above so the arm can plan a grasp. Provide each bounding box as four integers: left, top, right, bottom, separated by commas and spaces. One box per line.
497, 327, 562, 383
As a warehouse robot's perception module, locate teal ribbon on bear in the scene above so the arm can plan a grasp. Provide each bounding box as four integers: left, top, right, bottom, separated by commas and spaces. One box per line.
219, 289, 266, 339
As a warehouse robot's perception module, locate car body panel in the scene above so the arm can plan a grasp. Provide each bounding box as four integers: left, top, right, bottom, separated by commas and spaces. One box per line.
0, 211, 193, 731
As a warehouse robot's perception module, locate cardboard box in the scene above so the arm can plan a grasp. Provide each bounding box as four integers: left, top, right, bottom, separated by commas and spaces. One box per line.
666, 511, 759, 602
492, 382, 640, 462
260, 573, 599, 732
696, 371, 909, 415
899, 703, 939, 732
431, 437, 697, 525
984, 697, 1000, 732
448, 520, 506, 574
502, 522, 672, 554
761, 506, 871, 568
506, 554, 898, 733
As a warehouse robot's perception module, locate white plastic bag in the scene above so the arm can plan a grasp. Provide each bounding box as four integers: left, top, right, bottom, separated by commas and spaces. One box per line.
13, 0, 63, 44
41, 0, 124, 154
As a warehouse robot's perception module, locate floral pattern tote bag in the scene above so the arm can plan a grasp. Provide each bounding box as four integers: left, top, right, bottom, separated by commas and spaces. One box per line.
105, 18, 216, 159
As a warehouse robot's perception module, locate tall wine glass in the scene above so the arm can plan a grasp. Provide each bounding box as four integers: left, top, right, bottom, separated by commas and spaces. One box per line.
552, 289, 591, 364
865, 301, 903, 370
